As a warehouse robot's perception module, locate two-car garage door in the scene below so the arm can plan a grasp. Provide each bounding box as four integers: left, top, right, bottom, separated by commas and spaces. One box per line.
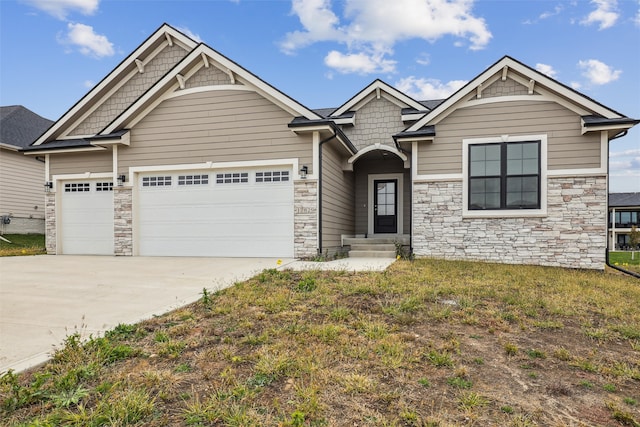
137, 168, 294, 257
58, 167, 294, 257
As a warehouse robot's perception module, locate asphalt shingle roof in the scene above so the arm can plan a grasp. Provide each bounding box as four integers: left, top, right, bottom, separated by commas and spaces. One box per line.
609, 193, 640, 208
0, 106, 53, 149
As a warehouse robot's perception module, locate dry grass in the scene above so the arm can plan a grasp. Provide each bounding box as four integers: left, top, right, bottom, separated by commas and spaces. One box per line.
2, 258, 639, 426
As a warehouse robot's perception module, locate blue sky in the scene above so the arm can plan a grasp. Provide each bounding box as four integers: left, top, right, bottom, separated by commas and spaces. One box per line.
1, 0, 638, 191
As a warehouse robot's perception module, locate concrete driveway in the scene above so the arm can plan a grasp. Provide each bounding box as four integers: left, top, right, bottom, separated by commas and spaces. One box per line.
0, 255, 289, 373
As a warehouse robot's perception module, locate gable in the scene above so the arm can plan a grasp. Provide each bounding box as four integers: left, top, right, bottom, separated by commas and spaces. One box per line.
341, 96, 407, 151
34, 24, 198, 146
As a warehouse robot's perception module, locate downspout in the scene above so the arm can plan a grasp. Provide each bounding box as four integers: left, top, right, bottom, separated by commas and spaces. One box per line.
317, 131, 338, 255
604, 130, 640, 278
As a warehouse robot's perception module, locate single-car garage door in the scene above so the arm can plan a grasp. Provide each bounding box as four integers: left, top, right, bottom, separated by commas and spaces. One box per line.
60, 180, 114, 255
137, 168, 294, 257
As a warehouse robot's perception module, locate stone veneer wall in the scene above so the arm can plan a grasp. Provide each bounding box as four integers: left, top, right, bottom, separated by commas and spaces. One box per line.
114, 187, 133, 256
413, 176, 607, 270
294, 180, 318, 258
45, 193, 56, 254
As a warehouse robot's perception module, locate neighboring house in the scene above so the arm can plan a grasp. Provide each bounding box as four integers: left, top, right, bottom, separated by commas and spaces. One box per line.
0, 106, 53, 234
609, 193, 640, 250
23, 24, 638, 269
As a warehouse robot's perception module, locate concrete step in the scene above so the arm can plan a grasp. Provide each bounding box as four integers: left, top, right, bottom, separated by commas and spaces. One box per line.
344, 235, 410, 246
348, 250, 397, 258
350, 243, 396, 251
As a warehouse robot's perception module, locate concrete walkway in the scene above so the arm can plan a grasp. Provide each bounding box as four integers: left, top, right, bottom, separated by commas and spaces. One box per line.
0, 255, 394, 373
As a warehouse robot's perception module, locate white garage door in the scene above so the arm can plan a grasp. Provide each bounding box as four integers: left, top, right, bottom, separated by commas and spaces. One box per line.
60, 181, 114, 255
137, 168, 294, 257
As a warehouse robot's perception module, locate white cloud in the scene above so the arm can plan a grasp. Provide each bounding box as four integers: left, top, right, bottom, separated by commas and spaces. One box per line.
578, 59, 621, 85
416, 53, 430, 66
539, 4, 564, 20
570, 81, 582, 90
395, 76, 467, 100
24, 0, 99, 20
535, 63, 557, 78
60, 23, 114, 58
176, 26, 203, 43
325, 50, 396, 74
581, 0, 619, 30
282, 0, 491, 75
609, 149, 640, 192
83, 80, 94, 88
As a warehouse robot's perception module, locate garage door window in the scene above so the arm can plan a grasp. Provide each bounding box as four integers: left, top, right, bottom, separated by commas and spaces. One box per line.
65, 183, 90, 192
216, 172, 248, 184
256, 171, 289, 183
96, 182, 114, 192
178, 174, 209, 186
142, 176, 172, 187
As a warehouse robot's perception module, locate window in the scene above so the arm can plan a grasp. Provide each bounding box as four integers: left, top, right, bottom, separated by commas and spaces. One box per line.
142, 176, 172, 187
64, 183, 90, 192
469, 141, 540, 210
612, 210, 640, 228
178, 174, 209, 186
256, 171, 290, 183
216, 172, 248, 184
96, 182, 113, 192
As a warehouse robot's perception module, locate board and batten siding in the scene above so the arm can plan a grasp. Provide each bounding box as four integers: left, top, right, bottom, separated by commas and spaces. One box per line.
119, 90, 312, 171
417, 100, 601, 175
49, 151, 112, 177
0, 149, 45, 218
321, 142, 355, 252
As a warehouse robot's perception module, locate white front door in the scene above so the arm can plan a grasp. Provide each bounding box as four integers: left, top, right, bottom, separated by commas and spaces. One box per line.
137, 168, 294, 257
60, 180, 114, 255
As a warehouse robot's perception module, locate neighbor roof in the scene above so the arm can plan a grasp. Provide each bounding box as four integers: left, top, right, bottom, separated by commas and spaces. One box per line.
0, 105, 53, 150
609, 193, 640, 208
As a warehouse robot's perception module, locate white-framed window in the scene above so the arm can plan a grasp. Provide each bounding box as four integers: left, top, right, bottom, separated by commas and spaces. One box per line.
96, 182, 114, 192
64, 183, 90, 192
256, 171, 290, 183
142, 176, 172, 187
463, 134, 547, 218
178, 174, 209, 186
216, 172, 248, 184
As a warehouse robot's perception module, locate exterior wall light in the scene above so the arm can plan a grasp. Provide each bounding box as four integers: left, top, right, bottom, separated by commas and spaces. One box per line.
44, 181, 53, 193
117, 174, 126, 186
300, 165, 308, 179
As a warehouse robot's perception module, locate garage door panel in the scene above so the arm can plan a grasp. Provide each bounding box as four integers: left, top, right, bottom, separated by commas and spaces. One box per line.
60, 181, 114, 255
138, 169, 294, 257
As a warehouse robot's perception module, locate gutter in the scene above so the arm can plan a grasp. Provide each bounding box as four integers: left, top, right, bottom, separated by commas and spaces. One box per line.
604, 130, 640, 278
317, 131, 338, 255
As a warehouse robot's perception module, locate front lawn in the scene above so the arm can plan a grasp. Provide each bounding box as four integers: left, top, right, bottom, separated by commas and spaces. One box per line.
2, 259, 639, 426
0, 234, 45, 256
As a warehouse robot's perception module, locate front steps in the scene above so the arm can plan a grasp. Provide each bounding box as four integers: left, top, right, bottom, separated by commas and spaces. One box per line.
343, 235, 409, 259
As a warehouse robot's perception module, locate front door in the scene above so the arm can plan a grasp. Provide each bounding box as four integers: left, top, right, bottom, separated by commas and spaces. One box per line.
374, 179, 397, 233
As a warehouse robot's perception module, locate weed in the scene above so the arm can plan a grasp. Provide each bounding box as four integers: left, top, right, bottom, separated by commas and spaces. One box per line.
603, 383, 617, 392
458, 391, 488, 410
175, 363, 192, 373
579, 380, 594, 389
201, 288, 213, 306
425, 350, 454, 368
104, 323, 139, 340
526, 349, 546, 359
504, 342, 518, 356
624, 397, 638, 406
154, 331, 170, 343
552, 347, 572, 361
341, 373, 374, 394
447, 376, 472, 389
159, 340, 187, 358
329, 307, 351, 321
50, 386, 89, 408
418, 377, 430, 388
501, 405, 514, 414
606, 401, 640, 426
473, 357, 484, 365
296, 275, 317, 292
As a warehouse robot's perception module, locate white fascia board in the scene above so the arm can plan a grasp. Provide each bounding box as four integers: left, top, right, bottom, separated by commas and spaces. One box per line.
408, 57, 624, 132
394, 135, 434, 144
128, 158, 302, 179
401, 112, 426, 122
23, 146, 107, 156
332, 80, 425, 117
580, 120, 635, 135
0, 143, 19, 152
331, 117, 354, 125
34, 24, 197, 146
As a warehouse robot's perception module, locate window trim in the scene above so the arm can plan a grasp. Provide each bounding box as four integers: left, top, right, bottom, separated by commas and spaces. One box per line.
462, 135, 547, 218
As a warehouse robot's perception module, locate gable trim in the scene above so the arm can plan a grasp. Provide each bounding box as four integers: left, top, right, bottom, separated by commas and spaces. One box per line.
331, 79, 426, 117
407, 56, 626, 133
103, 43, 322, 134
34, 24, 198, 146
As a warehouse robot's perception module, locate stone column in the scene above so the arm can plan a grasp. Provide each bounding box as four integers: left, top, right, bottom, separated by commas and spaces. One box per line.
114, 187, 133, 256
44, 192, 56, 254
294, 180, 318, 258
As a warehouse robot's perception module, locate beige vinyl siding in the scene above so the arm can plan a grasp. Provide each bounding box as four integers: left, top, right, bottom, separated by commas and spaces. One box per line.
354, 157, 410, 235
0, 149, 45, 218
49, 151, 113, 176
321, 142, 354, 252
120, 90, 312, 171
418, 100, 601, 175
